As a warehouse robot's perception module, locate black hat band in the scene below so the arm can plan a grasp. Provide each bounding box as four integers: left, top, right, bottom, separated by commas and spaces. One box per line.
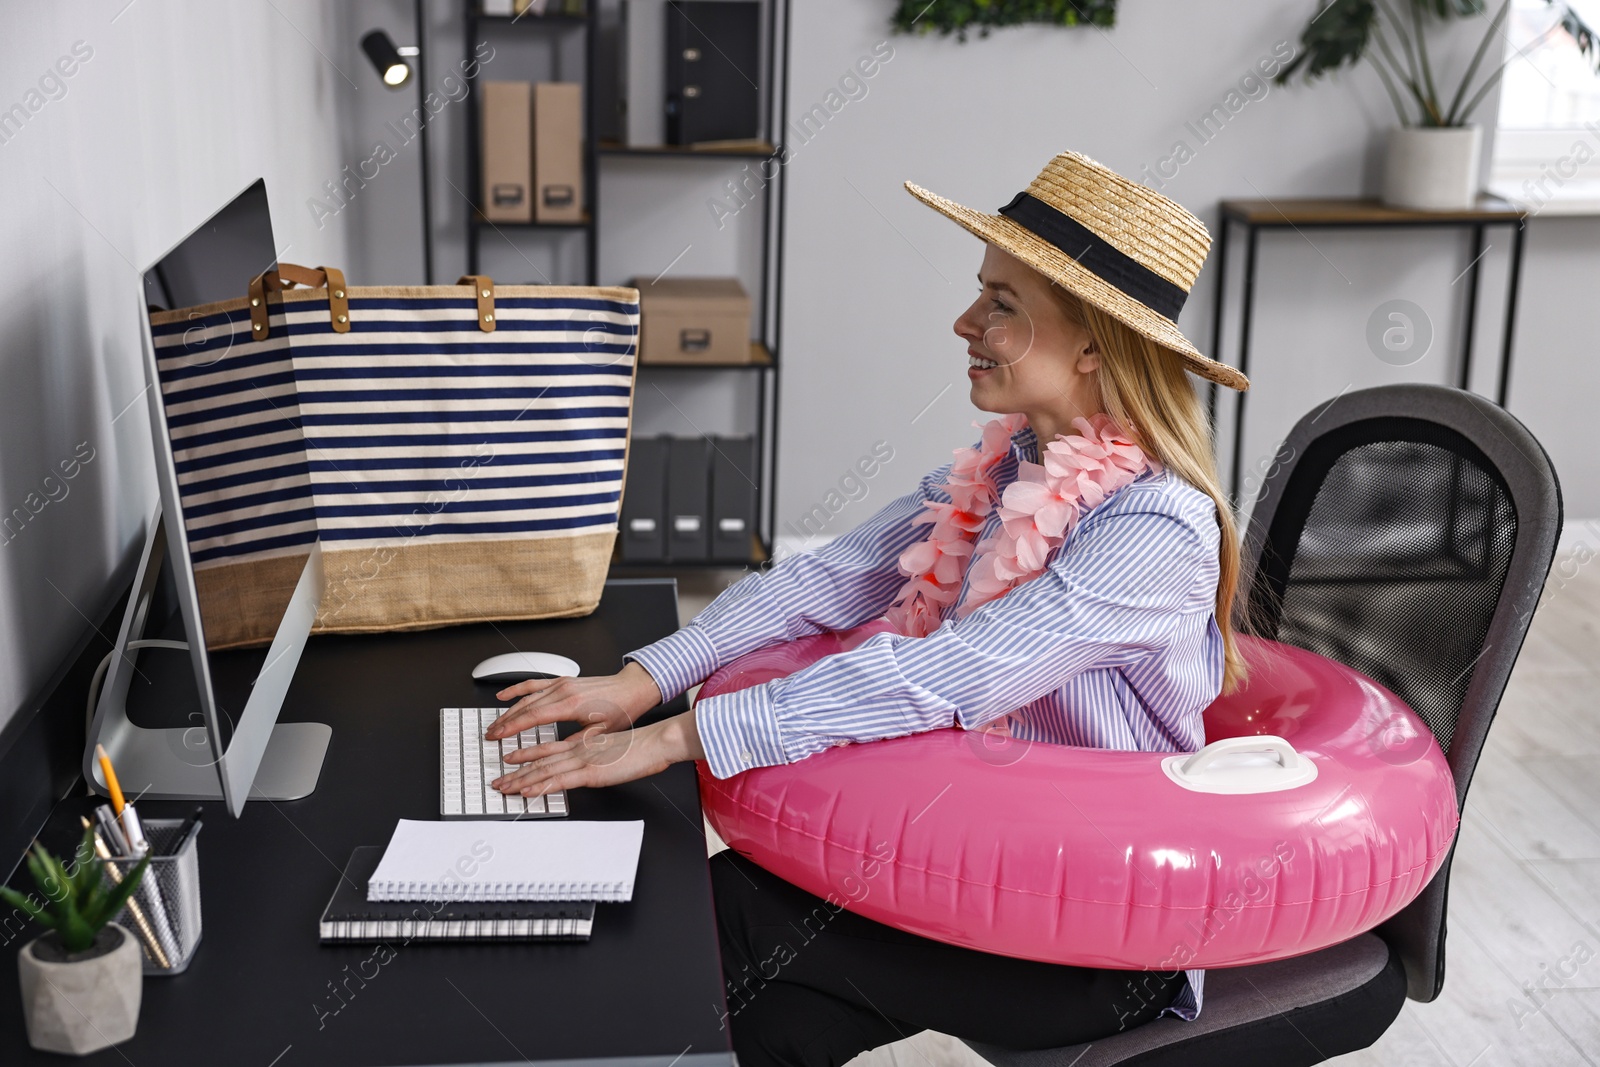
997, 191, 1188, 321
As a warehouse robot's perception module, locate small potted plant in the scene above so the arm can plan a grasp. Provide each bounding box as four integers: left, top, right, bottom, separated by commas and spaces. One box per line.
1276, 0, 1599, 209
2, 829, 149, 1056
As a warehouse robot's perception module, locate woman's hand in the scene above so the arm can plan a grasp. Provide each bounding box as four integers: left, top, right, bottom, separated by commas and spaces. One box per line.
485, 660, 663, 741
490, 711, 706, 795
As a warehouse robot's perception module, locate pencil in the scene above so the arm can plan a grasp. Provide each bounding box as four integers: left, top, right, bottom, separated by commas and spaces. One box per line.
81, 816, 169, 969
95, 743, 126, 814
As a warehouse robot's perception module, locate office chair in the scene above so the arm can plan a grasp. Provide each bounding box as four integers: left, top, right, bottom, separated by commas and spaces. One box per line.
964, 384, 1563, 1067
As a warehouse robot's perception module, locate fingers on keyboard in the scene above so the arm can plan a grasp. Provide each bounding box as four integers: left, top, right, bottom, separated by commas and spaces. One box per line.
442, 710, 566, 819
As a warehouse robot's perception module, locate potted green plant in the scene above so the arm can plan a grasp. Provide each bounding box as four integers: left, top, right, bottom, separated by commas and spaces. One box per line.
1276, 0, 1599, 209
890, 0, 1118, 41
2, 829, 149, 1056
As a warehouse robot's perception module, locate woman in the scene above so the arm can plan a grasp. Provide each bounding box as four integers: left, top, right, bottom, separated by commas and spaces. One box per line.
485, 151, 1251, 1066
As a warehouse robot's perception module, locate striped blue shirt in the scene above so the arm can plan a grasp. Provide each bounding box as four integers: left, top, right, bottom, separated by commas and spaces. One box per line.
625, 423, 1222, 1020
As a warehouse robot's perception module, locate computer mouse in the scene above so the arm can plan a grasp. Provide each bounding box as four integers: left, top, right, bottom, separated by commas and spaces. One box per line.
471, 652, 582, 683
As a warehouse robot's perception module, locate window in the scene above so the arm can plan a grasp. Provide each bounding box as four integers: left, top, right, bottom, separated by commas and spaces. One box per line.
1489, 0, 1600, 211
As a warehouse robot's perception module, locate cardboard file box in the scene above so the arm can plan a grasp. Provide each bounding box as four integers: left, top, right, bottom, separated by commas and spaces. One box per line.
710, 436, 756, 562
666, 437, 711, 561
481, 81, 533, 222
534, 82, 584, 223
620, 435, 669, 562
632, 277, 751, 364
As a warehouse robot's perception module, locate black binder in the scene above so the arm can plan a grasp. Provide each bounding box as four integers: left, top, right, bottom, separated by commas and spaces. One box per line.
666, 436, 712, 561
710, 436, 756, 562
665, 1, 761, 145
318, 847, 596, 943
620, 434, 669, 562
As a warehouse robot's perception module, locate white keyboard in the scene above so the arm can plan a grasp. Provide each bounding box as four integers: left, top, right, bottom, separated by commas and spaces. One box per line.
440, 708, 570, 819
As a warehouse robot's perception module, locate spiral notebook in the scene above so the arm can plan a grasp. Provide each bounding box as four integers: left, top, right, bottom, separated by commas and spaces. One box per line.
366, 819, 645, 903
320, 847, 595, 943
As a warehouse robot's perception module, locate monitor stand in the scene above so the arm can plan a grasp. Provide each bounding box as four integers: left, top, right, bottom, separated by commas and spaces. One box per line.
84, 509, 331, 804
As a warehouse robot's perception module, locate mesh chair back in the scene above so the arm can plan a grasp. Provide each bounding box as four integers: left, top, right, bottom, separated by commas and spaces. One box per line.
1239, 385, 1561, 1002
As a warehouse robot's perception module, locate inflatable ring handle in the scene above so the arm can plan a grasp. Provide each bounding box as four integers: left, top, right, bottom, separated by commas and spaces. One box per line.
1161, 735, 1319, 794
1186, 735, 1302, 774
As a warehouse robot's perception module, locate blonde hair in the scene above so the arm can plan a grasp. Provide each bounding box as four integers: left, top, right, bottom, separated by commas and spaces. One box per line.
1052, 289, 1247, 693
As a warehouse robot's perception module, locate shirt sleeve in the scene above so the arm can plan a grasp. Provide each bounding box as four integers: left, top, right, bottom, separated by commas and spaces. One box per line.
692, 497, 1214, 779
621, 459, 957, 703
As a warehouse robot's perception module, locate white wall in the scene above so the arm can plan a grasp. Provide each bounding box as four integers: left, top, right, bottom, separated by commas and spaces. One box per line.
0, 1, 356, 737
771, 1, 1597, 552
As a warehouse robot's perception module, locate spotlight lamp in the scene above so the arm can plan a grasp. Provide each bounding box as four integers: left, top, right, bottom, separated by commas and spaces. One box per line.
361, 30, 412, 88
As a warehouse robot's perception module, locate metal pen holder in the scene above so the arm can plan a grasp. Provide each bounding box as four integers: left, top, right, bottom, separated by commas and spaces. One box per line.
103, 819, 202, 976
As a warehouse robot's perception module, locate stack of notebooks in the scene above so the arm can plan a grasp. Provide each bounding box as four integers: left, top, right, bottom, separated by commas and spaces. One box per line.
319, 819, 644, 944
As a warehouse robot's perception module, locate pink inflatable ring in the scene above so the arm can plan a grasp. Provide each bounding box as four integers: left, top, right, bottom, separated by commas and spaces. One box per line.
695, 620, 1459, 969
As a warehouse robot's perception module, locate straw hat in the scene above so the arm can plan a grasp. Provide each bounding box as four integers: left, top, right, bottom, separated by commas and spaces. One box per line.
906, 151, 1249, 391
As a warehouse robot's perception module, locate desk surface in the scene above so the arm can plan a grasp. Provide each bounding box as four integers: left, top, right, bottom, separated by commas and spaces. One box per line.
1219, 196, 1525, 225
1, 578, 733, 1067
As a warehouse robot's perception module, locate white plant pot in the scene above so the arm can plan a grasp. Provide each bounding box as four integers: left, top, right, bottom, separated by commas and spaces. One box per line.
17, 924, 142, 1056
1381, 126, 1483, 211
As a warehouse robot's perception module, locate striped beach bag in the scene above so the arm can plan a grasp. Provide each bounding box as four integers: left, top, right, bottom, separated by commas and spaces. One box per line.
147, 264, 640, 649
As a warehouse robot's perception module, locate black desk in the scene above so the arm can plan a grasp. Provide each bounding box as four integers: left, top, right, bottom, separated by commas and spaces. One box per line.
1, 578, 734, 1067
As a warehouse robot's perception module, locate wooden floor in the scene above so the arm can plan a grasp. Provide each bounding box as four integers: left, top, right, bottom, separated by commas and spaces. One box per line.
672, 547, 1600, 1066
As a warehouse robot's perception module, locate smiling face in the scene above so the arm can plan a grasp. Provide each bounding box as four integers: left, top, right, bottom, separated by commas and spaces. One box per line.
954, 244, 1104, 444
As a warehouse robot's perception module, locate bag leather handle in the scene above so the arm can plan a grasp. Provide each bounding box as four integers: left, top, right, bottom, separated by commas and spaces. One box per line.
458, 275, 495, 333
248, 263, 351, 340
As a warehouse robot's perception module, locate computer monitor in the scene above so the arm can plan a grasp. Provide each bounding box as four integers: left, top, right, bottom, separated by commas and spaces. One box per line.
85, 178, 330, 818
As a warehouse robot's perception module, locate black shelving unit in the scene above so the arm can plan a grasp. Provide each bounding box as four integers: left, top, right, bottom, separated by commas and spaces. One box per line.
459, 0, 790, 572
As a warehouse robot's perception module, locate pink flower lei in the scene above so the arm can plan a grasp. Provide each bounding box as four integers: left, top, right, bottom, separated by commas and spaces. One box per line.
884, 412, 1157, 638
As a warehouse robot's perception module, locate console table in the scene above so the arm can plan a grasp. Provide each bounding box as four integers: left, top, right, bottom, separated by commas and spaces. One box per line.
1209, 197, 1528, 499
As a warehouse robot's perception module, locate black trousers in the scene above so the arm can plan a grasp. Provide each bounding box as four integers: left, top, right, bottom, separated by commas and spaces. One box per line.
710, 849, 1184, 1067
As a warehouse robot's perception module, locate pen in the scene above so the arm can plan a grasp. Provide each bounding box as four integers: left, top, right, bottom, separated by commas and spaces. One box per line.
120, 803, 150, 857
82, 816, 170, 969
99, 810, 179, 965
168, 806, 204, 856
95, 744, 126, 815
94, 804, 130, 857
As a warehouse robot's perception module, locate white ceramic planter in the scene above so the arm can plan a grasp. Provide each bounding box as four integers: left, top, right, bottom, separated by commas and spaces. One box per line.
1382, 126, 1483, 211
17, 924, 142, 1055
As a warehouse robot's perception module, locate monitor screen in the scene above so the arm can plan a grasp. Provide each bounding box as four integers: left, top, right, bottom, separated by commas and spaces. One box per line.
140, 177, 315, 660
104, 177, 330, 814
143, 179, 279, 313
